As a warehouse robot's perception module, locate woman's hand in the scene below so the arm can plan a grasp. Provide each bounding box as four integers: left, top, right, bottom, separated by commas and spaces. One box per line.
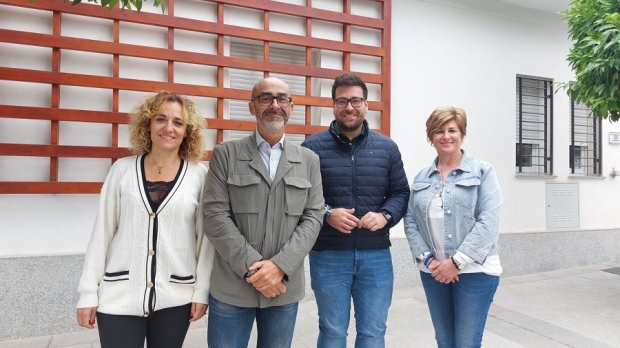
189, 302, 208, 323
189, 302, 209, 323
428, 258, 459, 284
76, 307, 97, 329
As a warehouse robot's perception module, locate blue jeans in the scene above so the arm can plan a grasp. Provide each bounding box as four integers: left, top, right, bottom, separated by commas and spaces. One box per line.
207, 294, 298, 348
420, 271, 499, 348
310, 248, 393, 348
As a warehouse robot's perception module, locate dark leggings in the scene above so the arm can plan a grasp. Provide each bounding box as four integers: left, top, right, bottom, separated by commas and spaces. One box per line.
97, 303, 192, 348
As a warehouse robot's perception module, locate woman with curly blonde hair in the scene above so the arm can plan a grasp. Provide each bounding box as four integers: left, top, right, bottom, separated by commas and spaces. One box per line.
128, 91, 206, 162
76, 91, 214, 348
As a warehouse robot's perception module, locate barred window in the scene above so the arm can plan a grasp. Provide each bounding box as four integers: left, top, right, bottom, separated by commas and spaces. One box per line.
516, 76, 553, 174
569, 96, 602, 176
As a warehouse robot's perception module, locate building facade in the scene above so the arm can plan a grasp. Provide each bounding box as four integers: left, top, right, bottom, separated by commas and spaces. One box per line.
1, 0, 619, 340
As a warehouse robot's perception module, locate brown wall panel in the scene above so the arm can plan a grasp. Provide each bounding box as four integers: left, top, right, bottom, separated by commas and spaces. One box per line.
0, 0, 391, 193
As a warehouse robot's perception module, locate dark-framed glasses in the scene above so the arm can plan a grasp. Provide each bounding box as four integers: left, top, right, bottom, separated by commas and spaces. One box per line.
334, 97, 365, 108
253, 93, 292, 106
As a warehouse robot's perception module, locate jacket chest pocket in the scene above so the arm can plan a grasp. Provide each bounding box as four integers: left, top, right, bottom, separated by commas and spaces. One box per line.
454, 178, 480, 209
284, 177, 312, 216
228, 175, 261, 213
411, 182, 432, 211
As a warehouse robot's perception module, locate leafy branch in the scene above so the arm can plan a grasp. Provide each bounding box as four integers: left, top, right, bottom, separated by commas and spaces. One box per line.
28, 0, 166, 13
560, 0, 620, 122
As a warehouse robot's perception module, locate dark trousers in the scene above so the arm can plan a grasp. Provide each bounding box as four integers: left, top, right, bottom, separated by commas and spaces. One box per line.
97, 303, 192, 348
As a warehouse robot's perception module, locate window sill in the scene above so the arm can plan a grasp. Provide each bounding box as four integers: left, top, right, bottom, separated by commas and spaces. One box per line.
568, 174, 605, 180
515, 173, 557, 179
515, 173, 558, 180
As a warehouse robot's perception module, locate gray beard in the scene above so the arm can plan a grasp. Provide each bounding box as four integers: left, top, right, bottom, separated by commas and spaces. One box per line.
259, 110, 288, 131
260, 118, 286, 131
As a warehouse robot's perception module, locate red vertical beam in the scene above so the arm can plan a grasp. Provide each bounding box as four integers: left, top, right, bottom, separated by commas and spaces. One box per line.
216, 3, 224, 144
111, 20, 120, 165
167, 0, 175, 83
343, 0, 351, 71
50, 11, 61, 181
304, 0, 312, 129
381, 0, 391, 136
263, 10, 269, 78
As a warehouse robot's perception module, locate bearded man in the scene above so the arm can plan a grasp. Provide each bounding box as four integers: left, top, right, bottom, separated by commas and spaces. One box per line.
203, 77, 324, 348
302, 73, 410, 348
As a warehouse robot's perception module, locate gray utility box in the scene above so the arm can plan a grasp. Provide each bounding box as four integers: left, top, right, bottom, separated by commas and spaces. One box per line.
545, 182, 579, 229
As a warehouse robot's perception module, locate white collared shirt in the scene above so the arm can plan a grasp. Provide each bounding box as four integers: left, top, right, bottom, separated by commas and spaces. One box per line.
255, 130, 284, 181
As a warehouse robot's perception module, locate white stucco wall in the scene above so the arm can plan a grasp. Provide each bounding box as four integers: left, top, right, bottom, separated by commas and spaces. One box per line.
391, 0, 620, 235
1, 0, 619, 256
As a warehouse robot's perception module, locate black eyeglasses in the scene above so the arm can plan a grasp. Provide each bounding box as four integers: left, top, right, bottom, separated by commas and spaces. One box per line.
252, 93, 292, 106
334, 97, 365, 108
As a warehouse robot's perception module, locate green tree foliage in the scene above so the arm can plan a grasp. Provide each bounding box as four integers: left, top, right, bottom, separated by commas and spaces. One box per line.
29, 0, 165, 13
561, 0, 620, 122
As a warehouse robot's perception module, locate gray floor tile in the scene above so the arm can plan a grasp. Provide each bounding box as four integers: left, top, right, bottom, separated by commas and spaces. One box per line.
49, 330, 99, 348
3, 263, 620, 348
0, 336, 51, 348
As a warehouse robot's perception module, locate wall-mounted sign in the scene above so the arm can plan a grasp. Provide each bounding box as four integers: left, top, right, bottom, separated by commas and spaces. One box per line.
610, 132, 620, 145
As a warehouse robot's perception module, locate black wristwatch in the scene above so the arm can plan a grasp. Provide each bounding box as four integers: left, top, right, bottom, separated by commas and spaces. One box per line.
381, 211, 392, 224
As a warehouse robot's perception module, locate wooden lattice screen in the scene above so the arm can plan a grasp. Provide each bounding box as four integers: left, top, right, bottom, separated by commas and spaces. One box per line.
0, 0, 391, 194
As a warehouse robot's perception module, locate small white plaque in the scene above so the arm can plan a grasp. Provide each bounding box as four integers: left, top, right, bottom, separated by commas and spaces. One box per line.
610, 132, 620, 145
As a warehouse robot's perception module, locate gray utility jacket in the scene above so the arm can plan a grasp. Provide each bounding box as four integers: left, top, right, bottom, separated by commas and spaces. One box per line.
203, 132, 324, 308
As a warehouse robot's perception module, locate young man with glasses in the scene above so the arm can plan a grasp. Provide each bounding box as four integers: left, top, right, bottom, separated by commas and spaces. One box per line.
203, 77, 324, 348
302, 73, 410, 347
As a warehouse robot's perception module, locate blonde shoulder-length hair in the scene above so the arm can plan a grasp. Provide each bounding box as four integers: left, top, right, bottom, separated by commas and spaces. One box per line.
128, 91, 206, 163
425, 106, 467, 142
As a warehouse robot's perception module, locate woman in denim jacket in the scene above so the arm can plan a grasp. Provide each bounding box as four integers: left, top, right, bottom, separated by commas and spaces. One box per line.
404, 106, 503, 348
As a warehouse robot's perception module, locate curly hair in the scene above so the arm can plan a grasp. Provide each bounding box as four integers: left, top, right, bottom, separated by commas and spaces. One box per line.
425, 106, 467, 142
128, 91, 206, 162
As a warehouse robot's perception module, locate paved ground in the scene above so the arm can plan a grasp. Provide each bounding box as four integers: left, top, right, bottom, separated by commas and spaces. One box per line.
2, 262, 619, 348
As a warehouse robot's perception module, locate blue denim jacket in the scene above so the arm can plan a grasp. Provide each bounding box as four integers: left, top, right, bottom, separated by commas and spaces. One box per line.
404, 152, 502, 264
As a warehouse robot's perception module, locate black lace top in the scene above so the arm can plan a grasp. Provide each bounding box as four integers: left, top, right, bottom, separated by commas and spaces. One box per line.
145, 180, 175, 211
141, 155, 183, 212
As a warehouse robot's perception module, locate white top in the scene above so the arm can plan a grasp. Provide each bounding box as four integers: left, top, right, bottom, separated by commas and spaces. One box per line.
428, 190, 446, 259
256, 130, 284, 182
77, 155, 215, 316
418, 186, 502, 276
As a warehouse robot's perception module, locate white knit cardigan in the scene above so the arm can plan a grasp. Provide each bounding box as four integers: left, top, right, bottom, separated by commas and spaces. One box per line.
77, 155, 214, 316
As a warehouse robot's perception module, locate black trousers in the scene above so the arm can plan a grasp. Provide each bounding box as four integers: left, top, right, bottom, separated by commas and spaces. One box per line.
97, 303, 192, 348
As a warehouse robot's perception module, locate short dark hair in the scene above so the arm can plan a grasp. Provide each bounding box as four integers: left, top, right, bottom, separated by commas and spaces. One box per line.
331, 73, 368, 100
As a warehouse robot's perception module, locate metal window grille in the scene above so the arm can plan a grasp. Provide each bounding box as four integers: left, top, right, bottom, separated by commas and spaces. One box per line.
516, 76, 553, 174
569, 97, 602, 175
